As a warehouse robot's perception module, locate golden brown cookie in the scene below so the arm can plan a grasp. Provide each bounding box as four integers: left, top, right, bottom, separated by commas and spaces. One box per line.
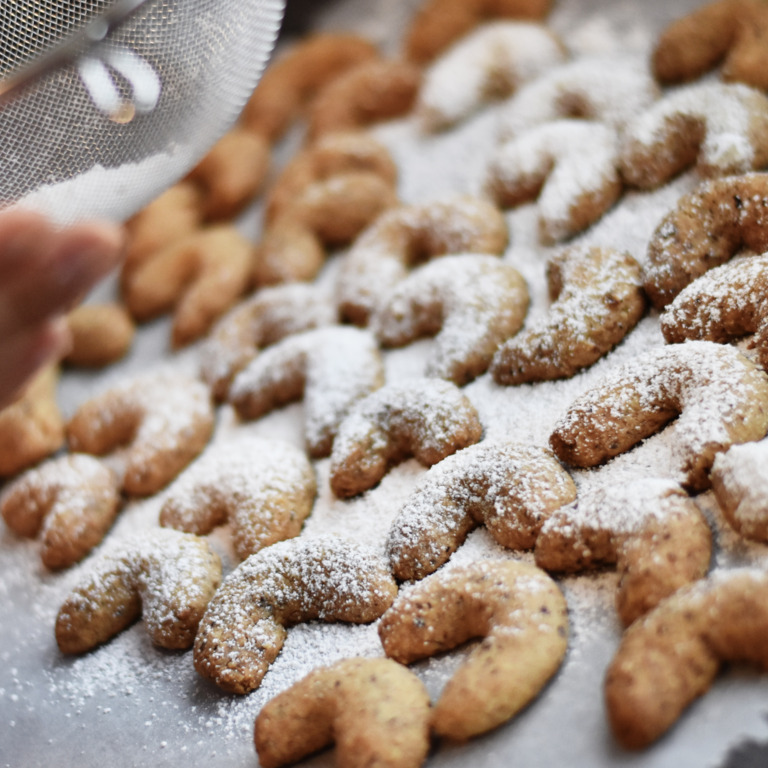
66, 373, 214, 497
186, 127, 271, 221
660, 253, 768, 370
535, 478, 712, 625
160, 435, 316, 560
55, 528, 222, 654
497, 55, 659, 138
254, 657, 431, 768
379, 559, 568, 741
490, 246, 646, 384
711, 438, 768, 541
329, 378, 483, 499
240, 33, 380, 142
337, 196, 508, 325
643, 173, 768, 308
0, 366, 64, 478
122, 224, 254, 348
229, 325, 385, 458
372, 254, 529, 384
619, 82, 768, 190
306, 58, 422, 141
388, 440, 576, 582
265, 131, 398, 225
1, 454, 120, 570
404, 0, 553, 65
417, 21, 566, 131
605, 568, 768, 749
199, 282, 338, 401
549, 341, 768, 491
484, 120, 622, 243
255, 171, 399, 287
64, 303, 135, 368
122, 182, 203, 281
193, 536, 397, 694
652, 0, 768, 91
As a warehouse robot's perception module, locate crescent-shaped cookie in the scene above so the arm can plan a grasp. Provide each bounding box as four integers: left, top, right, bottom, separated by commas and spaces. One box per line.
484, 120, 622, 243
372, 254, 529, 384
55, 528, 222, 654
619, 82, 768, 189
417, 21, 566, 131
337, 196, 508, 325
387, 440, 576, 581
200, 282, 338, 401
254, 657, 431, 768
490, 246, 646, 384
160, 436, 316, 560
605, 568, 768, 749
535, 478, 712, 625
228, 325, 384, 458
66, 373, 215, 497
1, 454, 120, 570
329, 378, 484, 499
193, 536, 397, 694
660, 253, 768, 370
379, 559, 568, 741
643, 172, 768, 308
549, 341, 768, 490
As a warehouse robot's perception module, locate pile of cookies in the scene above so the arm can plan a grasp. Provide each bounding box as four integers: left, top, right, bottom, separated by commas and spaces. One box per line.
4, 0, 768, 765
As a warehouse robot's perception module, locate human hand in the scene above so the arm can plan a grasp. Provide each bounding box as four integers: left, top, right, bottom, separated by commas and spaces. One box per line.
0, 210, 123, 409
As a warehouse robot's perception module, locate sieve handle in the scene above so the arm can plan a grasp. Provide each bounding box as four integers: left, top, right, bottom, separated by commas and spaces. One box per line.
0, 0, 156, 105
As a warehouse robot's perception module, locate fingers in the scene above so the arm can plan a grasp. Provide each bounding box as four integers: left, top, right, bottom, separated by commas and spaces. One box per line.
0, 212, 124, 336
0, 210, 124, 409
0, 317, 71, 409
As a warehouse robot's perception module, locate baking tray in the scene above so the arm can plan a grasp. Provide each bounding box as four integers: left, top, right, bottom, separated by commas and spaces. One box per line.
3, 0, 768, 766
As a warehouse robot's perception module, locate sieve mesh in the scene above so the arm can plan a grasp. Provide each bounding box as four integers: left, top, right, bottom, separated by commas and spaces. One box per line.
0, 0, 284, 223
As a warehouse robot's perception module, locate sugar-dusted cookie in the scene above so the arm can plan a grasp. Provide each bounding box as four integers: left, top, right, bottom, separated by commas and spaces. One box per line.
64, 303, 135, 368
379, 559, 568, 741
229, 325, 384, 458
619, 82, 768, 189
67, 373, 214, 496
122, 225, 254, 348
660, 253, 768, 370
372, 254, 529, 384
240, 33, 379, 142
605, 568, 768, 749
535, 478, 712, 625
643, 172, 768, 308
417, 21, 566, 131
254, 657, 431, 768
330, 378, 483, 498
337, 196, 508, 325
490, 246, 645, 384
653, 0, 768, 91
1, 454, 120, 570
497, 55, 659, 138
200, 283, 338, 401
711, 438, 768, 542
404, 0, 554, 65
160, 436, 316, 560
484, 120, 622, 243
193, 536, 397, 694
388, 440, 576, 581
307, 58, 421, 141
56, 528, 222, 654
549, 341, 768, 490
